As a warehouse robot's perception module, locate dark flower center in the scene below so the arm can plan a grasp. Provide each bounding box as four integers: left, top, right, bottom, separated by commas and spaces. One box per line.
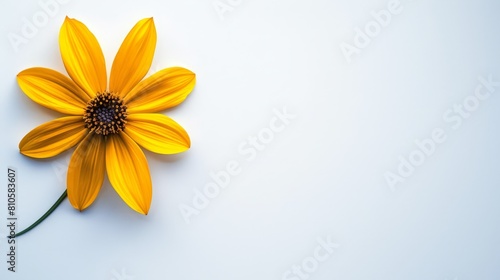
83, 92, 127, 135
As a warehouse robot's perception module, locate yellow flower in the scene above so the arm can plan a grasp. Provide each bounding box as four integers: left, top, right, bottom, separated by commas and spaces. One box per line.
17, 17, 195, 215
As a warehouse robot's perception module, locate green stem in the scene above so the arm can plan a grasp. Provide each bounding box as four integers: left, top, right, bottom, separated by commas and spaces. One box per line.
8, 190, 67, 238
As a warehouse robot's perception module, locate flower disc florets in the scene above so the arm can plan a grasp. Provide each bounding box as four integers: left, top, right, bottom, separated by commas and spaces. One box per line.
84, 92, 127, 135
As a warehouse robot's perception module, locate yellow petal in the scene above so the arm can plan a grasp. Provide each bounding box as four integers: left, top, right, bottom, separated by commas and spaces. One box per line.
17, 68, 89, 115
59, 17, 107, 97
19, 116, 88, 158
67, 133, 106, 211
110, 18, 157, 97
125, 114, 190, 154
106, 133, 152, 214
125, 67, 195, 113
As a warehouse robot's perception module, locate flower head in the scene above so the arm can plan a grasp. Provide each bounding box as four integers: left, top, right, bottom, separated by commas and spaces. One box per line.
17, 17, 195, 214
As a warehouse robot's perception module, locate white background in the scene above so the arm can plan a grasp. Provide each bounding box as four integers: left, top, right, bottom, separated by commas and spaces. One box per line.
1, 0, 500, 279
